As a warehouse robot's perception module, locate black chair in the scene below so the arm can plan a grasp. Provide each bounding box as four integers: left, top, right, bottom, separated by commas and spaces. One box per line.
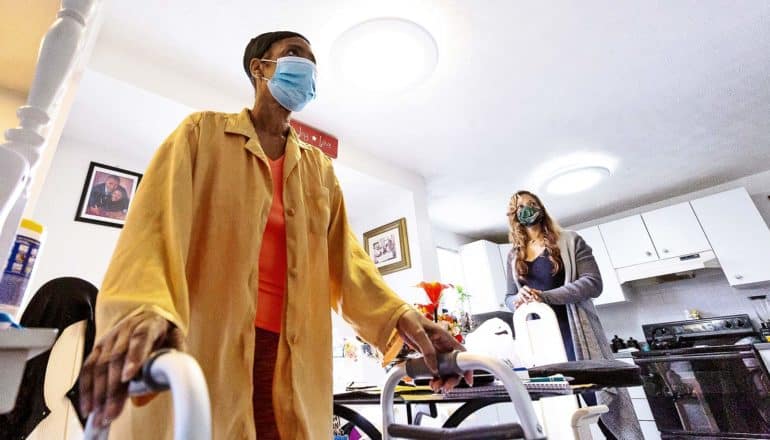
0, 277, 98, 439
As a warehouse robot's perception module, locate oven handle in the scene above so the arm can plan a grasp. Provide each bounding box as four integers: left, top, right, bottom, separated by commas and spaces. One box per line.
634, 352, 753, 363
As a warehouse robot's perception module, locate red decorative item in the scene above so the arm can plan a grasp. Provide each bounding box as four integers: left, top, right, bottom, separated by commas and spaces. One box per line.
417, 281, 451, 322
289, 119, 339, 158
415, 282, 465, 341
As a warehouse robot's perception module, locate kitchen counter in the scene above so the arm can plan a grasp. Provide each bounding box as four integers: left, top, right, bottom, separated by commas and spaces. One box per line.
613, 350, 639, 359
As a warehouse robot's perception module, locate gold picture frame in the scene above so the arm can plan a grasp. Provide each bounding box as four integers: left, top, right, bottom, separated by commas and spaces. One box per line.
363, 218, 412, 275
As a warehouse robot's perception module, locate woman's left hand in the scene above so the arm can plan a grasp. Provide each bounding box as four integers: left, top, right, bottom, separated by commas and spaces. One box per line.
396, 309, 474, 392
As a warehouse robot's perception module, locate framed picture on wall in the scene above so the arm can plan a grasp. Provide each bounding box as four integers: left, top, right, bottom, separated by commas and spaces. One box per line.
74, 162, 143, 228
363, 218, 412, 275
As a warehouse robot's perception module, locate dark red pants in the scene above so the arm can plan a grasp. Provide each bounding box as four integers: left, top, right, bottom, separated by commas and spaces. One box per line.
253, 327, 280, 439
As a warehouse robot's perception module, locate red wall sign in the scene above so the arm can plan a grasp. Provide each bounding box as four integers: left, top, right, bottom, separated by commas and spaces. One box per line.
289, 120, 339, 159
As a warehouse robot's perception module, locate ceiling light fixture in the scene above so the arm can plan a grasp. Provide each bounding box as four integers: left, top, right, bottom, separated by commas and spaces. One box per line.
331, 18, 438, 93
544, 166, 611, 195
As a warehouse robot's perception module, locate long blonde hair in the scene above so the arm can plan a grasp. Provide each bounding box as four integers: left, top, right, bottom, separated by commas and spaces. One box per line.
508, 190, 562, 280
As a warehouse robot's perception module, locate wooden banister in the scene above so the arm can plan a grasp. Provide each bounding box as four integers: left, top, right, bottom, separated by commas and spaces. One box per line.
0, 0, 102, 267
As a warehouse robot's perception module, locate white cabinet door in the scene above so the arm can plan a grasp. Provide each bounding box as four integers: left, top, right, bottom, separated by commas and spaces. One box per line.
498, 243, 513, 278
599, 215, 659, 268
640, 421, 662, 440
642, 202, 711, 259
459, 240, 508, 313
577, 227, 626, 305
498, 244, 513, 311
691, 188, 770, 287
632, 398, 655, 421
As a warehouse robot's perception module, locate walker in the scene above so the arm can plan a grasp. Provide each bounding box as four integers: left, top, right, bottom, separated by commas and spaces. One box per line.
380, 350, 546, 439
82, 349, 211, 440
379, 302, 611, 440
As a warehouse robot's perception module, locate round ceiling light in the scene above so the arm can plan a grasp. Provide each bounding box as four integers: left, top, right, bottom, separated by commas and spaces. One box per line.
331, 18, 438, 93
544, 166, 611, 195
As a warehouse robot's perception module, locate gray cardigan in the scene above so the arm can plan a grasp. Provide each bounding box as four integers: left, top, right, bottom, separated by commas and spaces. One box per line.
505, 230, 643, 440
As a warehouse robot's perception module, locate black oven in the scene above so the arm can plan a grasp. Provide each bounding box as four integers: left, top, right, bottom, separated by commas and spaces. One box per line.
634, 314, 770, 439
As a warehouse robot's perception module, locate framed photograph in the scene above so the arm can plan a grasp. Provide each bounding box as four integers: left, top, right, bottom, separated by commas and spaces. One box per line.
74, 162, 142, 228
363, 218, 412, 275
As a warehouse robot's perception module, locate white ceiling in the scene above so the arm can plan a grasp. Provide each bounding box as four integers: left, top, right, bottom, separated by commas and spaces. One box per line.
84, 0, 770, 239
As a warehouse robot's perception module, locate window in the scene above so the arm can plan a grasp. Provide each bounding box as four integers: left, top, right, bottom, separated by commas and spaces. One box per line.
436, 247, 467, 313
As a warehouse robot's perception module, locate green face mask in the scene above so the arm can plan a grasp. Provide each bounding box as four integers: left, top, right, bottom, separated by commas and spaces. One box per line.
517, 205, 542, 227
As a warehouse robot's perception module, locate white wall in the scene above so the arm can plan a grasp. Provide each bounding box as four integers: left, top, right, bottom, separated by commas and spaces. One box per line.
347, 190, 426, 303
433, 226, 475, 251
336, 145, 439, 281
328, 163, 442, 391
333, 188, 424, 357
27, 135, 149, 297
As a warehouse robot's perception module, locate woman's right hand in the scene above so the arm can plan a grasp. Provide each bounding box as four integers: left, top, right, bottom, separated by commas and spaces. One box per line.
79, 311, 184, 427
514, 286, 542, 307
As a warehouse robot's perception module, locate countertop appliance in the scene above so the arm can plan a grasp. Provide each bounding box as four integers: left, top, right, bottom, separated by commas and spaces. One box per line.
633, 314, 770, 439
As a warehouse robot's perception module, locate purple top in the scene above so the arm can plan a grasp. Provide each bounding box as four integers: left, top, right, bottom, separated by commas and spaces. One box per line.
521, 251, 565, 291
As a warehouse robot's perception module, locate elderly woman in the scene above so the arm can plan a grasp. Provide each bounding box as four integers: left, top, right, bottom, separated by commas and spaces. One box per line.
79, 31, 467, 440
504, 190, 642, 440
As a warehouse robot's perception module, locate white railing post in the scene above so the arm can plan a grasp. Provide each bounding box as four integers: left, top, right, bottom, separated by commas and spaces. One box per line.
0, 0, 100, 268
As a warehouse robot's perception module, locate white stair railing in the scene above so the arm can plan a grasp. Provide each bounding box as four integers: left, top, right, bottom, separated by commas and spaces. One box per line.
0, 0, 102, 269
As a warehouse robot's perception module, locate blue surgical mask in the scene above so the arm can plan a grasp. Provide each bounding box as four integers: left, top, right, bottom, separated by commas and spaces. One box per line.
259, 56, 317, 112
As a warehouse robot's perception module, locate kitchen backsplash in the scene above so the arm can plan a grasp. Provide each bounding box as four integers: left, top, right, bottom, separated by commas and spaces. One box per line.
596, 268, 769, 342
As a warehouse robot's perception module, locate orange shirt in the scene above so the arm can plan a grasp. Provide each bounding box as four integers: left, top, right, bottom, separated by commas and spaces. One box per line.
254, 155, 287, 333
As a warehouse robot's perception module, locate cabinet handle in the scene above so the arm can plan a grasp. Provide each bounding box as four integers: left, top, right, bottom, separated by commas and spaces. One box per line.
735, 274, 744, 280
662, 249, 669, 254
645, 251, 653, 257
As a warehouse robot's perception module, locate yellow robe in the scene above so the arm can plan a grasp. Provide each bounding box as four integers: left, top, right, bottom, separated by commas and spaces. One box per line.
96, 109, 411, 439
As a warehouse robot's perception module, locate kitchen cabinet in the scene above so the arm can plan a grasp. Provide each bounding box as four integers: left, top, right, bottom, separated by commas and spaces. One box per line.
640, 421, 662, 440
498, 243, 513, 278
641, 202, 711, 259
632, 397, 655, 421
618, 358, 661, 439
459, 240, 507, 313
599, 215, 659, 268
627, 385, 645, 399
691, 188, 770, 287
577, 227, 626, 305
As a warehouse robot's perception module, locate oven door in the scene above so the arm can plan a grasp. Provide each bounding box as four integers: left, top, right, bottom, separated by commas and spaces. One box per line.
634, 345, 770, 438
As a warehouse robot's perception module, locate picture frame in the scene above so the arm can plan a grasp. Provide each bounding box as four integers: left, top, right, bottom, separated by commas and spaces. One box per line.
74, 162, 143, 229
363, 218, 412, 275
